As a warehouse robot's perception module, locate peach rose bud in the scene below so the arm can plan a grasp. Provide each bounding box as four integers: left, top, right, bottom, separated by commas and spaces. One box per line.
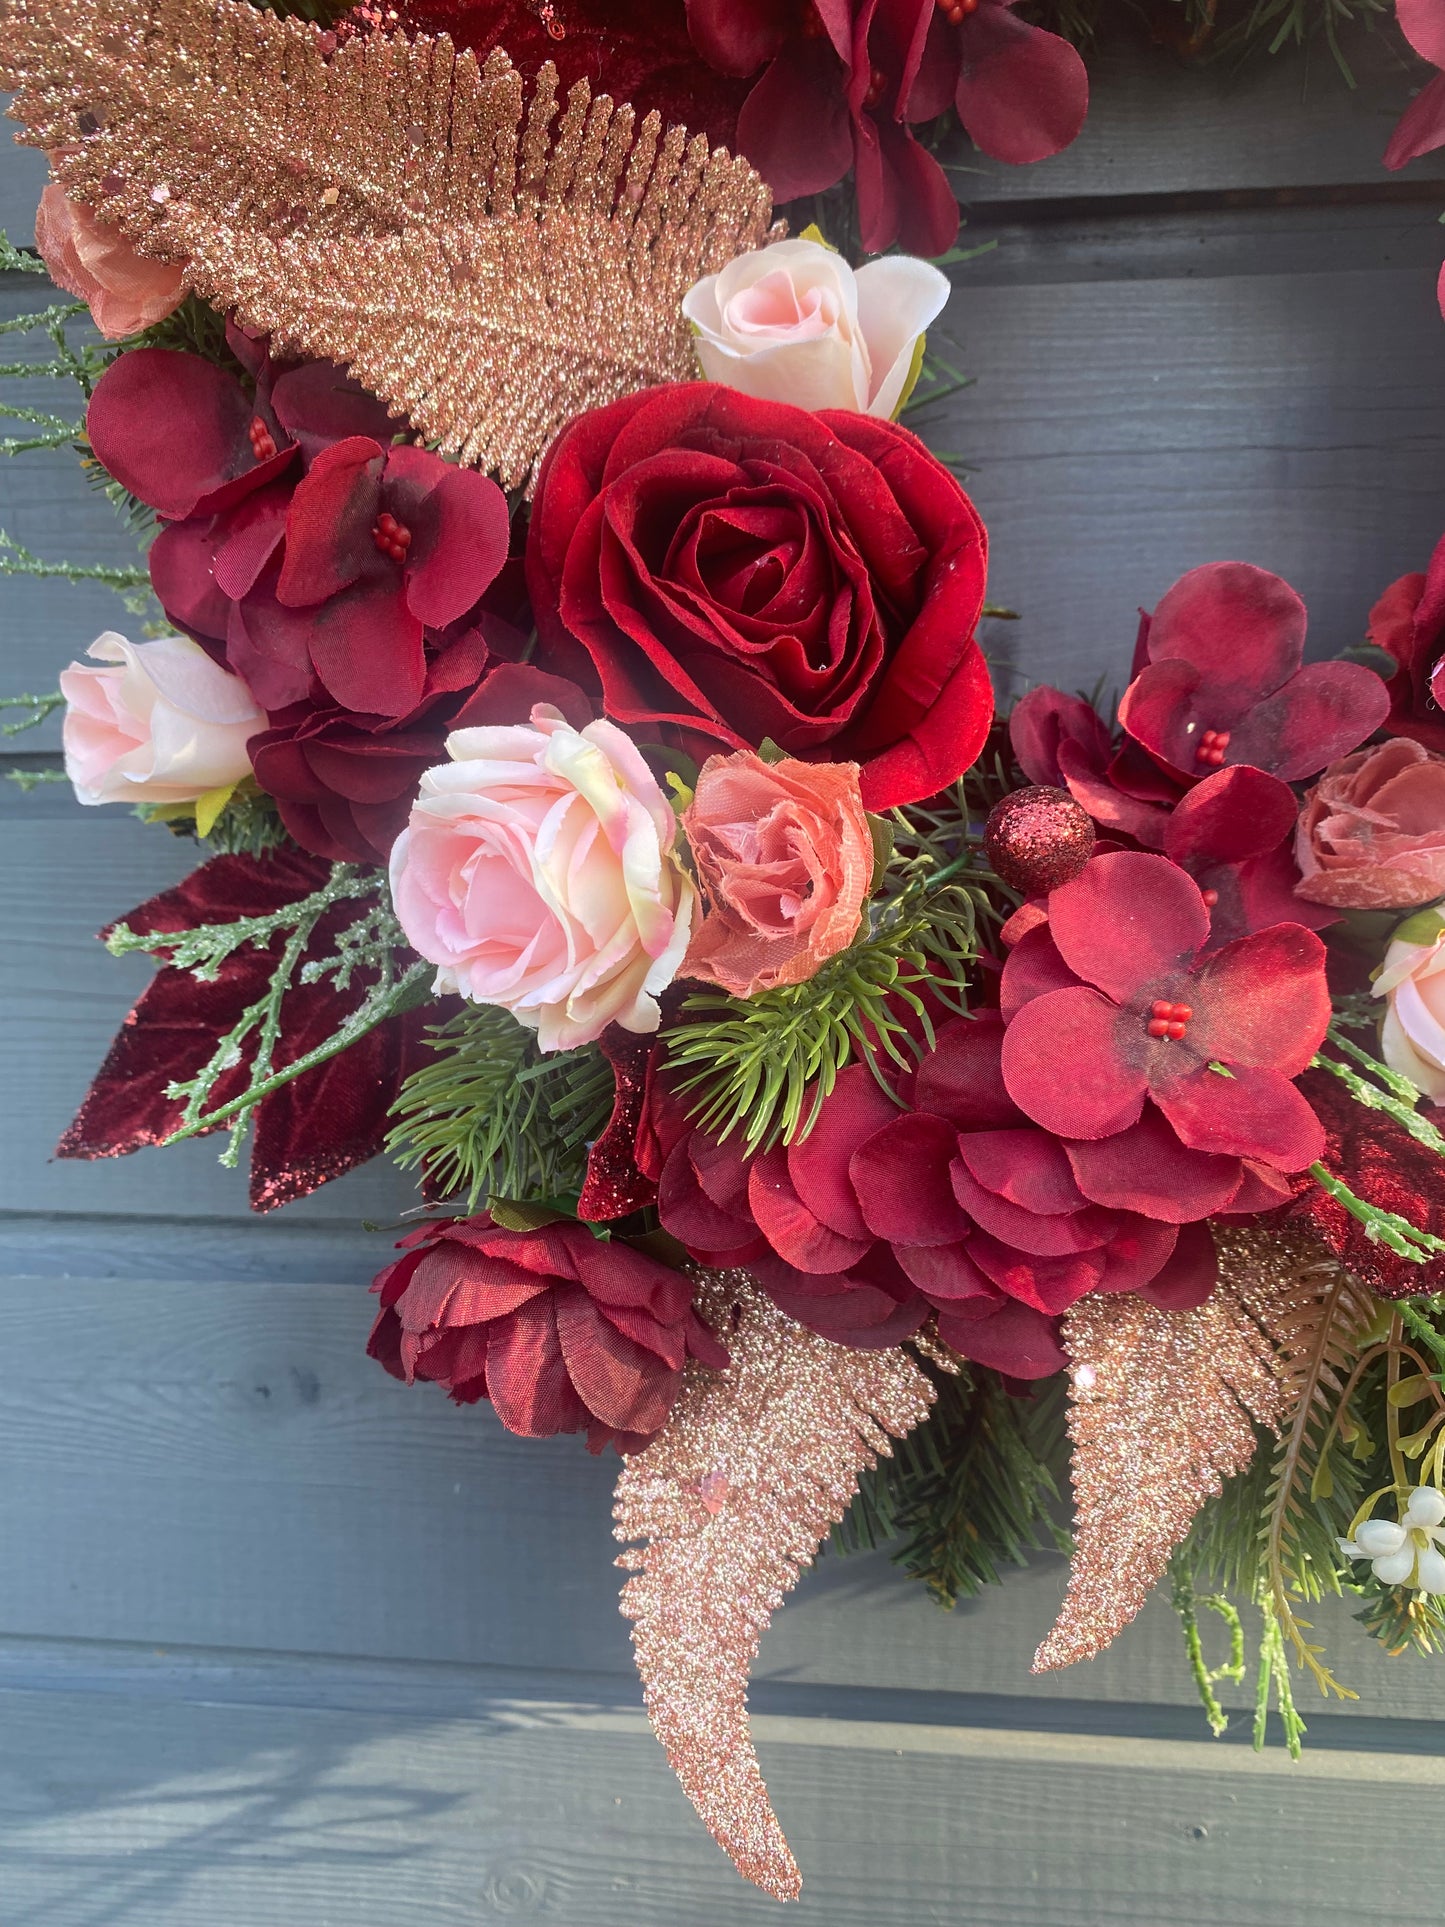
1295, 738, 1445, 910
683, 236, 949, 420
35, 183, 187, 339
389, 705, 696, 1053
1377, 910, 1445, 1103
681, 751, 873, 999
61, 631, 264, 806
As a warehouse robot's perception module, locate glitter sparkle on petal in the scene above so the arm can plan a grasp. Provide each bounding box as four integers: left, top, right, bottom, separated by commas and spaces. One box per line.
614, 1273, 935, 1902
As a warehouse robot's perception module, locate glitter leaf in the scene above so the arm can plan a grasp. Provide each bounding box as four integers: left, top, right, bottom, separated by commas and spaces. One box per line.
614, 1273, 934, 1901
0, 0, 776, 487
1034, 1226, 1340, 1673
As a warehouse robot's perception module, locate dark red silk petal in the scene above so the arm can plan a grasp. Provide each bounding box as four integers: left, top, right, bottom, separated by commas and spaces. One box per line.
913, 1014, 1027, 1127
849, 1112, 974, 1245
748, 1146, 873, 1273
953, 4, 1088, 166
1046, 852, 1209, 1004
1065, 1106, 1242, 1223
936, 1298, 1066, 1379
1154, 1061, 1325, 1170
1186, 923, 1331, 1076
1163, 764, 1299, 868
786, 1062, 900, 1240
1001, 986, 1149, 1139
1136, 1220, 1219, 1310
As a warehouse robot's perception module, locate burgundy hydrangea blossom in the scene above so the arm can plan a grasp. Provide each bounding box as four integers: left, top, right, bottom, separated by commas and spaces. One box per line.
1382, 0, 1445, 172
685, 0, 961, 257
1160, 764, 1337, 949
1010, 684, 1183, 848
998, 851, 1331, 1180
1118, 562, 1390, 784
891, 0, 1088, 170
367, 1214, 728, 1452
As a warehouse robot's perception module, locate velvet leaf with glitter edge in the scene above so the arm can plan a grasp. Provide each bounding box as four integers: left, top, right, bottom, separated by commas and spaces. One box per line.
0, 0, 777, 488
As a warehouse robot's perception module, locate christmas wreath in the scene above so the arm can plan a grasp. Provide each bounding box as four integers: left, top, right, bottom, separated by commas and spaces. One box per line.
4, 0, 1445, 1900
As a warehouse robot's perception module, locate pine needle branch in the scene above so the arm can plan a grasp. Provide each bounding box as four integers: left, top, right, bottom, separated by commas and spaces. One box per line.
0, 689, 63, 736
0, 529, 148, 588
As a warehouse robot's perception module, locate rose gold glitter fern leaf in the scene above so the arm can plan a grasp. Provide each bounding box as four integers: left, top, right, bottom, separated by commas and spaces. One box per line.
1034, 1226, 1344, 1673
0, 0, 775, 486
614, 1273, 934, 1902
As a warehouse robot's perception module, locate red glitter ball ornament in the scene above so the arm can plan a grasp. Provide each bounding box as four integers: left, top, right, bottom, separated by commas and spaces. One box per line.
984, 785, 1096, 896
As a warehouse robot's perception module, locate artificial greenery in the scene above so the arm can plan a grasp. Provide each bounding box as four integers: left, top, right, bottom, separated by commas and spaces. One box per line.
387, 1004, 615, 1212
836, 1363, 1071, 1603
105, 862, 433, 1167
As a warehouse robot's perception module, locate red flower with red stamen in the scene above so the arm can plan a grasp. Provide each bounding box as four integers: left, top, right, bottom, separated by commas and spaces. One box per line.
999, 851, 1331, 1174
1367, 534, 1445, 752
1118, 562, 1390, 784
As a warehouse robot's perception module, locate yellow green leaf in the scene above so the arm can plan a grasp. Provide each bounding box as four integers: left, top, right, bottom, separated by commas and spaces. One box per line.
193, 782, 237, 839
892, 332, 928, 422
799, 223, 837, 253
1388, 1374, 1434, 1407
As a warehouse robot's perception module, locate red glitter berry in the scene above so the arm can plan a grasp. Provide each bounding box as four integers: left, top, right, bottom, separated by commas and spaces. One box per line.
983, 785, 1097, 897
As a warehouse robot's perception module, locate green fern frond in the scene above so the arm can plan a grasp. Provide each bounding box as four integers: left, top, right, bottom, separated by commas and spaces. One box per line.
387, 1005, 614, 1211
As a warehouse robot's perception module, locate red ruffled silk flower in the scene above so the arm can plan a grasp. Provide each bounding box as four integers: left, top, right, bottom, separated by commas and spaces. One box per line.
998, 850, 1330, 1179
1118, 562, 1390, 784
56, 850, 433, 1211
526, 383, 993, 812
637, 1005, 1230, 1380
1368, 533, 1445, 752
367, 1213, 729, 1452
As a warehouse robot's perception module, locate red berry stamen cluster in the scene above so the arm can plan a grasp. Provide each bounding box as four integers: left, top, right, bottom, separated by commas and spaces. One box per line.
1195, 728, 1231, 767
248, 416, 277, 462
935, 0, 979, 21
862, 65, 889, 107
1147, 999, 1193, 1041
372, 511, 412, 562
1200, 887, 1220, 908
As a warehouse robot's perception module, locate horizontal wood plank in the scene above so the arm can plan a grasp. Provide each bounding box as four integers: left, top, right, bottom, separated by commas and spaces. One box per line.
1, 1647, 1443, 1925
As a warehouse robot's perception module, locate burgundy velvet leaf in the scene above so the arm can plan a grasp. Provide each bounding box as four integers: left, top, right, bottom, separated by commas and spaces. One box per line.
57, 849, 429, 1211
1284, 1067, 1445, 1296
578, 1029, 659, 1222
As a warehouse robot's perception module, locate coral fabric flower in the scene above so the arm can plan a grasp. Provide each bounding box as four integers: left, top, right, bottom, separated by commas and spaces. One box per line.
686, 0, 961, 257
1377, 913, 1445, 1102
684, 236, 949, 418
35, 184, 187, 339
1118, 562, 1390, 784
367, 1213, 729, 1452
1000, 851, 1330, 1171
1296, 739, 1445, 911
390, 704, 696, 1052
245, 435, 510, 720
61, 630, 263, 806
891, 0, 1089, 169
681, 751, 873, 996
526, 383, 992, 811
1368, 537, 1445, 752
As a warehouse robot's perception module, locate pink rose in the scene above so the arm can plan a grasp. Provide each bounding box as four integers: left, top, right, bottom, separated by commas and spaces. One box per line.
1295, 738, 1445, 910
34, 185, 186, 339
682, 237, 949, 419
681, 751, 873, 997
389, 705, 695, 1051
61, 631, 264, 806
1378, 911, 1445, 1102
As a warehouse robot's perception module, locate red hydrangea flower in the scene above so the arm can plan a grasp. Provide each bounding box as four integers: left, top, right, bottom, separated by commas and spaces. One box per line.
999, 851, 1330, 1179
1382, 0, 1445, 172
1161, 764, 1336, 949
55, 850, 433, 1210
1367, 534, 1445, 752
1118, 562, 1390, 784
686, 0, 961, 257
232, 435, 510, 720
1010, 684, 1182, 848
894, 0, 1088, 170
367, 1213, 728, 1452
526, 383, 993, 811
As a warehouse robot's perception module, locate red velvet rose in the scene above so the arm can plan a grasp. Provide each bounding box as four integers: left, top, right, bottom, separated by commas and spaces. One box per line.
367, 1214, 728, 1452
526, 383, 992, 811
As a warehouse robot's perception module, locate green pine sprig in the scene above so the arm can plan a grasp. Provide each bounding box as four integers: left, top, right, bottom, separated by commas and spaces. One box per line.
386, 1004, 614, 1211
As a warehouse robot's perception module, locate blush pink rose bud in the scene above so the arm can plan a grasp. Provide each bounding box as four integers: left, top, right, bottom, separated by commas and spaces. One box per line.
1377, 910, 1445, 1103
61, 631, 264, 806
683, 237, 949, 420
1295, 738, 1445, 910
389, 705, 695, 1052
35, 184, 187, 339
680, 751, 873, 998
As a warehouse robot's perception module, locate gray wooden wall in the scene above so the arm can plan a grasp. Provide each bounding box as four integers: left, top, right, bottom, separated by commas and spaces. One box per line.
5, 38, 1445, 1924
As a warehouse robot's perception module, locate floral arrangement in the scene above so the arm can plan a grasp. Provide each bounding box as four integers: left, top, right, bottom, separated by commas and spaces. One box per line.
4, 0, 1445, 1902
